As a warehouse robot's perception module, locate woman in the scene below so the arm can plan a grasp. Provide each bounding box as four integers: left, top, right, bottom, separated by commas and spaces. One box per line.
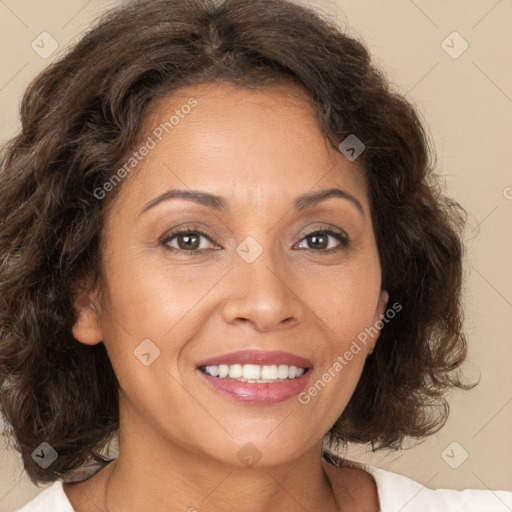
1, 0, 510, 510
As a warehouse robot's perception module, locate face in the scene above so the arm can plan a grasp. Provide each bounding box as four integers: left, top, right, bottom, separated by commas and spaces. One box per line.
73, 81, 388, 467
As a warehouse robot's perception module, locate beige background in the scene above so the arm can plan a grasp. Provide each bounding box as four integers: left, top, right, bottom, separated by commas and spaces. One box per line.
1, 0, 511, 510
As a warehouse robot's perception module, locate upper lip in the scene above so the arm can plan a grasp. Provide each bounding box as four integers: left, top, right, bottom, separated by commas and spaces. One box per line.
196, 350, 313, 369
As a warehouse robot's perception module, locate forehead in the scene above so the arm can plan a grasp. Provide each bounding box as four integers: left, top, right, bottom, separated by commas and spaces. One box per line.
108, 81, 369, 217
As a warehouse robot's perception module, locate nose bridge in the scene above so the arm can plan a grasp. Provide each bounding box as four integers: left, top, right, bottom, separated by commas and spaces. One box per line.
222, 234, 300, 330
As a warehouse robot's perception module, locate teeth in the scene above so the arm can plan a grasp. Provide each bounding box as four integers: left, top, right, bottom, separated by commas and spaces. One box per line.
228, 364, 243, 379
261, 365, 278, 379
218, 365, 229, 378
202, 364, 306, 381
243, 364, 261, 380
277, 364, 289, 379
208, 365, 219, 377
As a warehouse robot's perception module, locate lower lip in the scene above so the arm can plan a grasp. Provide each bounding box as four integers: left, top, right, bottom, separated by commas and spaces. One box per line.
197, 369, 311, 404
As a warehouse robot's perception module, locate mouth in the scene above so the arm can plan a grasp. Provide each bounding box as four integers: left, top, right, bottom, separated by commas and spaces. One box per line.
195, 350, 313, 404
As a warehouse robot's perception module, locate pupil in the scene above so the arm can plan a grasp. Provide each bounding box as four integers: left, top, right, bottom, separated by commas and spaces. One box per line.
310, 234, 326, 249
180, 234, 199, 250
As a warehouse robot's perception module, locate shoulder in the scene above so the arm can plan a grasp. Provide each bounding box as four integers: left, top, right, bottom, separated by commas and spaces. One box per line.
15, 481, 74, 512
368, 465, 512, 512
15, 461, 108, 512
323, 451, 512, 512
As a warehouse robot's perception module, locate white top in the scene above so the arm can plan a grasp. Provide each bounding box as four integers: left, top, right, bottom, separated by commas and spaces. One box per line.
15, 457, 512, 512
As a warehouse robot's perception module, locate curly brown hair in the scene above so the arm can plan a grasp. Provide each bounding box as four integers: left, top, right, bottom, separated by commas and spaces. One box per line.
0, 0, 471, 485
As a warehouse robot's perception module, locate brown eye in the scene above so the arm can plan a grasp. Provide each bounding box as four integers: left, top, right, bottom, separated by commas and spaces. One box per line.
306, 233, 329, 250
296, 229, 349, 252
161, 228, 216, 254
175, 233, 202, 251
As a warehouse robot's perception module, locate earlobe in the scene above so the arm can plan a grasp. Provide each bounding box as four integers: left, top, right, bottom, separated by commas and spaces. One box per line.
368, 289, 390, 355
378, 289, 389, 317
72, 289, 103, 346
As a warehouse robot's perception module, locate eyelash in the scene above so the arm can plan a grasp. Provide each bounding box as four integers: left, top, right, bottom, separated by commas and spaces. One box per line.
160, 224, 349, 256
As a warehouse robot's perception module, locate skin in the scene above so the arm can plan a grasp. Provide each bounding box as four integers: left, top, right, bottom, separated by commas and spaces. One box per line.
68, 81, 388, 512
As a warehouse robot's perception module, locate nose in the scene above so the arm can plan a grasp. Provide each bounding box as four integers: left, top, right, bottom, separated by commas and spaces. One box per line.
221, 243, 302, 332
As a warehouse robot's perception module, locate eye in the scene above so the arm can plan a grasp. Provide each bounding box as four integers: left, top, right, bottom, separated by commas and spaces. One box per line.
160, 225, 349, 256
161, 226, 218, 254
295, 228, 349, 253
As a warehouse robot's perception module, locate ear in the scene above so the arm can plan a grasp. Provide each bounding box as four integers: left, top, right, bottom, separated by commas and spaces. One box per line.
376, 289, 389, 319
72, 279, 103, 346
368, 289, 389, 353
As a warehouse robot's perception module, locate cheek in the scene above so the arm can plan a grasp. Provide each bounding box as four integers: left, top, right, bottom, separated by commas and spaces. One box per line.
303, 258, 382, 345
101, 243, 208, 324
98, 252, 221, 369
297, 265, 380, 417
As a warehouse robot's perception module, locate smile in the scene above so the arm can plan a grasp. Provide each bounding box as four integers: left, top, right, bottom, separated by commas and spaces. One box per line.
196, 350, 313, 404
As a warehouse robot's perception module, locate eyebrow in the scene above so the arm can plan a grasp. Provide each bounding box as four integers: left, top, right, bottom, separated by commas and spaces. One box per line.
138, 187, 364, 217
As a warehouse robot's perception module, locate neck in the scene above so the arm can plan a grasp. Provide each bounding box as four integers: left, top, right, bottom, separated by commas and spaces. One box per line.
105, 439, 340, 512
99, 409, 343, 512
